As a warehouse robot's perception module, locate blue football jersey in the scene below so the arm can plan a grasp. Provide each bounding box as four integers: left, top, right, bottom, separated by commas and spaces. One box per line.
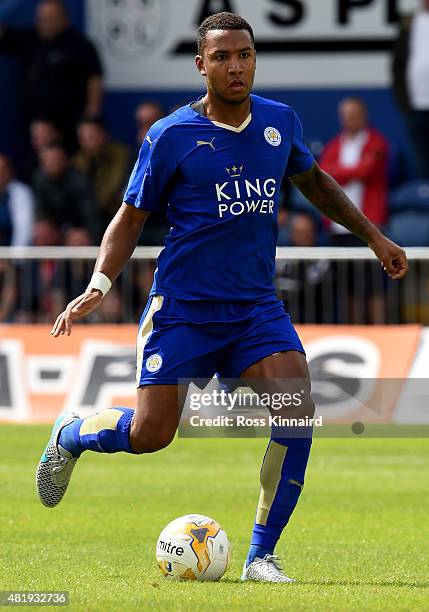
124, 94, 314, 301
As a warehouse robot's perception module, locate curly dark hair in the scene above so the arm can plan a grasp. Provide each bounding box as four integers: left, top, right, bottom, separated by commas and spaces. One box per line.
197, 12, 255, 55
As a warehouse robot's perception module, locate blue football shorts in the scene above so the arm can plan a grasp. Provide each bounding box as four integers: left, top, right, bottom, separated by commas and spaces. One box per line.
136, 295, 305, 386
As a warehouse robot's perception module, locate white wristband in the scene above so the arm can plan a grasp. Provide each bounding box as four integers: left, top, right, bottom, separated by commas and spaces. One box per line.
86, 272, 112, 297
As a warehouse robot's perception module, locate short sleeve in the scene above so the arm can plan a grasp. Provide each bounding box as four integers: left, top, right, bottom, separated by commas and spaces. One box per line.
285, 110, 314, 178
123, 129, 178, 211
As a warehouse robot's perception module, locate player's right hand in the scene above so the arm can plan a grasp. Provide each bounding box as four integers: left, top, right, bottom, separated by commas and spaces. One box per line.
51, 290, 104, 337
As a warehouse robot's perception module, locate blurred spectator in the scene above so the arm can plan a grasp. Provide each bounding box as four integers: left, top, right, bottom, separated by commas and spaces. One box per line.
132, 260, 157, 320
133, 101, 169, 245
0, 154, 34, 246
277, 206, 290, 246
0, 260, 17, 322
319, 97, 389, 246
289, 212, 319, 247
63, 226, 92, 248
73, 116, 131, 229
51, 227, 93, 319
33, 218, 62, 247
392, 0, 429, 178
52, 225, 125, 323
135, 101, 164, 145
30, 118, 63, 155
24, 117, 64, 180
14, 219, 62, 322
276, 213, 331, 323
32, 143, 100, 241
96, 287, 124, 324
0, 0, 103, 150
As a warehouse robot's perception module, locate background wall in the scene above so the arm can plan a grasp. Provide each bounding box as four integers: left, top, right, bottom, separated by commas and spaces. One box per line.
0, 0, 418, 176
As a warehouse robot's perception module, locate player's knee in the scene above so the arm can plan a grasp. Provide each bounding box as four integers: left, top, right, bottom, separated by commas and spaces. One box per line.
270, 382, 315, 419
293, 383, 315, 419
144, 430, 175, 453
130, 423, 175, 454
302, 395, 315, 419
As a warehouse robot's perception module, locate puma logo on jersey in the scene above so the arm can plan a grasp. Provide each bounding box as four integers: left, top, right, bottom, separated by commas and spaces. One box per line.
197, 137, 216, 151
146, 135, 157, 148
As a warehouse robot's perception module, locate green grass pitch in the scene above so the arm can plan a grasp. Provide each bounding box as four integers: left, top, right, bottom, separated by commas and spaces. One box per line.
0, 426, 428, 611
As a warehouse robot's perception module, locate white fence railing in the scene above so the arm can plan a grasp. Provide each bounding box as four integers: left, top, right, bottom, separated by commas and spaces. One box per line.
0, 247, 428, 325
1, 246, 428, 260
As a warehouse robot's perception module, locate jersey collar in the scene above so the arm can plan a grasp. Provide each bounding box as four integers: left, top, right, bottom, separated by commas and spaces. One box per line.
211, 114, 252, 133
189, 96, 253, 133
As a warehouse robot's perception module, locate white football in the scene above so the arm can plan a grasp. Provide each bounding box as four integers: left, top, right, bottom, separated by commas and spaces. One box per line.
156, 513, 230, 581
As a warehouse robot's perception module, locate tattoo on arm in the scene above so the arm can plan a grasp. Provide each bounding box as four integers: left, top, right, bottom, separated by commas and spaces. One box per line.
290, 163, 380, 245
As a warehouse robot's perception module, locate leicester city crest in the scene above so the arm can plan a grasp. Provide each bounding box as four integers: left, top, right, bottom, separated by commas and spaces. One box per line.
264, 127, 282, 147
146, 354, 163, 373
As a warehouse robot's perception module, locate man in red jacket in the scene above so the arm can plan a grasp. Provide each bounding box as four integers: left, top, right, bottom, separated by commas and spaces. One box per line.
320, 97, 389, 246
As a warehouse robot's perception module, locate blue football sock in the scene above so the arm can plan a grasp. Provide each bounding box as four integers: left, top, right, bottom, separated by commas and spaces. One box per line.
58, 407, 136, 457
58, 418, 84, 457
246, 544, 274, 566
246, 436, 312, 561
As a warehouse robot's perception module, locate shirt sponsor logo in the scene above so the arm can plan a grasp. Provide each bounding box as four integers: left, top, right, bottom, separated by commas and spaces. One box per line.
215, 177, 277, 218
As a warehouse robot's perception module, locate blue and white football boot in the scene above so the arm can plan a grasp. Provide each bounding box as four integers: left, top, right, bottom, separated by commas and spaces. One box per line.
36, 412, 80, 508
241, 555, 295, 583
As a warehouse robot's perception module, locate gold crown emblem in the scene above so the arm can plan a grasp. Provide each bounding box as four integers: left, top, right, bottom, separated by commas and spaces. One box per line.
226, 164, 244, 178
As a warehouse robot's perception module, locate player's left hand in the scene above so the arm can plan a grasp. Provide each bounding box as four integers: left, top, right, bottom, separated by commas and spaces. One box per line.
369, 236, 408, 280
51, 290, 104, 337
